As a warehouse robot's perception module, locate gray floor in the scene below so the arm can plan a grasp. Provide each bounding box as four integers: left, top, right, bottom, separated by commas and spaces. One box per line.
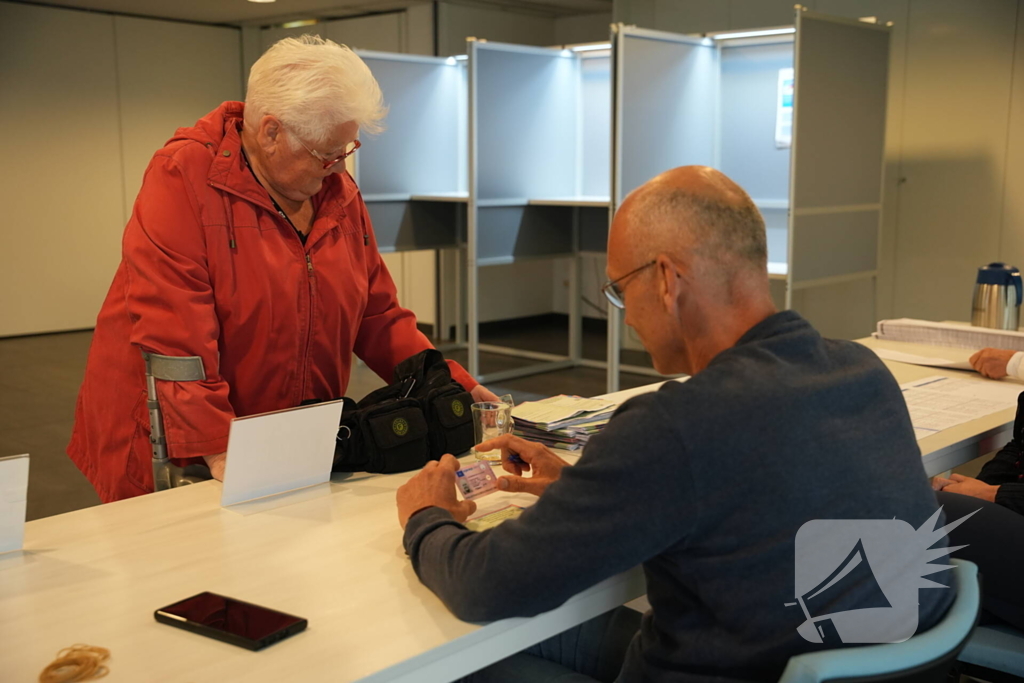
1, 324, 653, 521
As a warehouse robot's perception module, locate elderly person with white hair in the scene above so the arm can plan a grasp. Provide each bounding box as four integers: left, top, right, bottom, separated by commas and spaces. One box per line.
68, 36, 493, 502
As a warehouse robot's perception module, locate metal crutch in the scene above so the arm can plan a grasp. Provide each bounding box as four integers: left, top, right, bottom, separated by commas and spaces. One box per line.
142, 350, 213, 491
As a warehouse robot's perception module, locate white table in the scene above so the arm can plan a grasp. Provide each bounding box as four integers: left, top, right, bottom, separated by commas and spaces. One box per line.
1, 339, 1015, 682
857, 337, 1018, 476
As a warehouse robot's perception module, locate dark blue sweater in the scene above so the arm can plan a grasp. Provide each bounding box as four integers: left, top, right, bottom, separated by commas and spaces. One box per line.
404, 311, 954, 683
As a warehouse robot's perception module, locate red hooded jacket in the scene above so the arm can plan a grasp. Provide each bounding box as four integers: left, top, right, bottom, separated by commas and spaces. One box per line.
68, 102, 476, 502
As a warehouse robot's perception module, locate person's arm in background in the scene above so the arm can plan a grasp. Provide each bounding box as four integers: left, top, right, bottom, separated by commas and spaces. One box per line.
397, 394, 696, 622
970, 348, 1024, 379
934, 389, 1024, 515
348, 192, 493, 399
124, 150, 236, 477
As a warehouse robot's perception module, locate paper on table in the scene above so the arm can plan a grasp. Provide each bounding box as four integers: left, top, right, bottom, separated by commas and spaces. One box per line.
511, 395, 616, 427
221, 401, 343, 507
874, 318, 1024, 352
0, 454, 29, 554
465, 505, 524, 532
871, 348, 974, 371
900, 375, 1021, 441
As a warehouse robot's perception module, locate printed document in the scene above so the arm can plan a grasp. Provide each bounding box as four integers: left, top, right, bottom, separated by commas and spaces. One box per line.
511, 395, 616, 428
900, 375, 1020, 440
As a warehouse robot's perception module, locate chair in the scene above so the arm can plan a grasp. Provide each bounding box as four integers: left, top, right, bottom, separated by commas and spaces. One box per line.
778, 559, 980, 683
958, 624, 1024, 683
142, 351, 213, 491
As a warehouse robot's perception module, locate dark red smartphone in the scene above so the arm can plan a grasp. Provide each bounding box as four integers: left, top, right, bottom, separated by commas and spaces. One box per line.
154, 592, 307, 651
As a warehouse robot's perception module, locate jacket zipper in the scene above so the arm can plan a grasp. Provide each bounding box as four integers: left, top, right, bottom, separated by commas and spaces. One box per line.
299, 250, 315, 401
237, 147, 318, 404
270, 204, 315, 403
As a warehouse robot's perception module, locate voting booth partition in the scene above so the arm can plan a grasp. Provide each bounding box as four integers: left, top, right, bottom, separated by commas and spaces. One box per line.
354, 9, 889, 391
607, 10, 891, 390
466, 39, 613, 383
355, 50, 470, 343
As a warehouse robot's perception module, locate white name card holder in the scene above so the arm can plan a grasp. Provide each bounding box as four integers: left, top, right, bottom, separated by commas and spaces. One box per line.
220, 401, 343, 508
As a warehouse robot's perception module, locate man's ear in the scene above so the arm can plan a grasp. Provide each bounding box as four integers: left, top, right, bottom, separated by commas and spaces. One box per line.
656, 254, 680, 312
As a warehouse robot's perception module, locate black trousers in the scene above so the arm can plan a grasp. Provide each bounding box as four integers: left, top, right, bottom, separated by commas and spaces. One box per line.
936, 491, 1024, 631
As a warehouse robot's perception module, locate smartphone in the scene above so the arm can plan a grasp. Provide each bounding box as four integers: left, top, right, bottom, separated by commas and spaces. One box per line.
154, 592, 307, 651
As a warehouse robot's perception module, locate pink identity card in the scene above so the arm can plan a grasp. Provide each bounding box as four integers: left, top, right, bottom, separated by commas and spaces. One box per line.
455, 461, 499, 500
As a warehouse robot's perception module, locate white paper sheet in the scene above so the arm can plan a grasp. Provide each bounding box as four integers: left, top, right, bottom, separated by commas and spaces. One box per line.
900, 376, 1021, 440
0, 454, 29, 554
874, 318, 1024, 352
871, 348, 974, 371
511, 395, 616, 427
221, 401, 343, 507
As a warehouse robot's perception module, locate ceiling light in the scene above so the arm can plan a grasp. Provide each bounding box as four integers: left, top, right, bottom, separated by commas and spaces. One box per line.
570, 43, 612, 52
711, 28, 795, 40
248, 0, 276, 3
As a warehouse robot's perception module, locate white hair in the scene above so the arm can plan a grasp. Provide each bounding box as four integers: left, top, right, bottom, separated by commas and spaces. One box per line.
245, 34, 387, 148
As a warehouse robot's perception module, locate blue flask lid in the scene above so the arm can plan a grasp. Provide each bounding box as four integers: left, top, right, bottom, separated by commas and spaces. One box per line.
977, 262, 1022, 303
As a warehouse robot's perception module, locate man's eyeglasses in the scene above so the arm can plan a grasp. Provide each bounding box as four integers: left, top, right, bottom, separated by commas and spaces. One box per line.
289, 127, 361, 169
601, 260, 656, 310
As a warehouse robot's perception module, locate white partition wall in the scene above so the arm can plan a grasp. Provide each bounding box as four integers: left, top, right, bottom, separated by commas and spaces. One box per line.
467, 40, 611, 381
356, 51, 468, 253
607, 11, 890, 390
789, 12, 889, 300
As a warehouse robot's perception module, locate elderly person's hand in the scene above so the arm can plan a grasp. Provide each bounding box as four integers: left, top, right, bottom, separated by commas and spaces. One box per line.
476, 434, 568, 497
397, 454, 477, 529
470, 385, 501, 403
970, 348, 1017, 379
933, 473, 1000, 502
203, 452, 227, 481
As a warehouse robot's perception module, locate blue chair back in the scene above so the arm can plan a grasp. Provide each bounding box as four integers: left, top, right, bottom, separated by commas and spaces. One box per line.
778, 559, 980, 683
958, 623, 1024, 683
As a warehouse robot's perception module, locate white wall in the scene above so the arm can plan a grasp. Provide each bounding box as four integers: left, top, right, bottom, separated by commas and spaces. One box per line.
436, 2, 557, 56
612, 0, 1024, 338
0, 2, 241, 337
116, 16, 242, 221
554, 13, 613, 44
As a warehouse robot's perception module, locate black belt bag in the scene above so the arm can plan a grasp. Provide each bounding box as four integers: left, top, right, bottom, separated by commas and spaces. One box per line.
330, 350, 475, 474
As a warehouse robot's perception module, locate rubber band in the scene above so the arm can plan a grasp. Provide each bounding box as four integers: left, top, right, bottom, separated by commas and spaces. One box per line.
39, 644, 110, 683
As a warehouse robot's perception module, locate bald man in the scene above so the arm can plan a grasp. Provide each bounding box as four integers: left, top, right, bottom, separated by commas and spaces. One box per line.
396, 167, 954, 683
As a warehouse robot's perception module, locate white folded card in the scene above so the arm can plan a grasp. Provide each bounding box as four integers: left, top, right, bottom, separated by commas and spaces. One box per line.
221, 401, 343, 507
0, 454, 29, 554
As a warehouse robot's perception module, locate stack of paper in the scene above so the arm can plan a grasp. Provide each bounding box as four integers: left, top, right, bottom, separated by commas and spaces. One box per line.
511, 395, 617, 451
874, 318, 1024, 352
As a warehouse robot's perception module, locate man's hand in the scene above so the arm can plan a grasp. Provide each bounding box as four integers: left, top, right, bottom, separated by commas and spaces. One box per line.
970, 348, 1016, 379
471, 384, 501, 403
397, 454, 478, 529
475, 434, 568, 497
934, 473, 1000, 502
203, 452, 227, 481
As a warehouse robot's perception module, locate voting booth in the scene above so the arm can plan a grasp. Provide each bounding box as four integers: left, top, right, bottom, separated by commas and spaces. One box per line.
607, 10, 891, 390
466, 39, 612, 382
356, 50, 468, 248
354, 50, 470, 344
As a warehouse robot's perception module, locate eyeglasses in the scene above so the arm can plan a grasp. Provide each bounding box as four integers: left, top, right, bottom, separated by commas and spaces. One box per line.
601, 260, 656, 310
288, 127, 361, 170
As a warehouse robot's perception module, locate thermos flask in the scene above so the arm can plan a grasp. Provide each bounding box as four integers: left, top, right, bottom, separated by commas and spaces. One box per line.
971, 262, 1022, 330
